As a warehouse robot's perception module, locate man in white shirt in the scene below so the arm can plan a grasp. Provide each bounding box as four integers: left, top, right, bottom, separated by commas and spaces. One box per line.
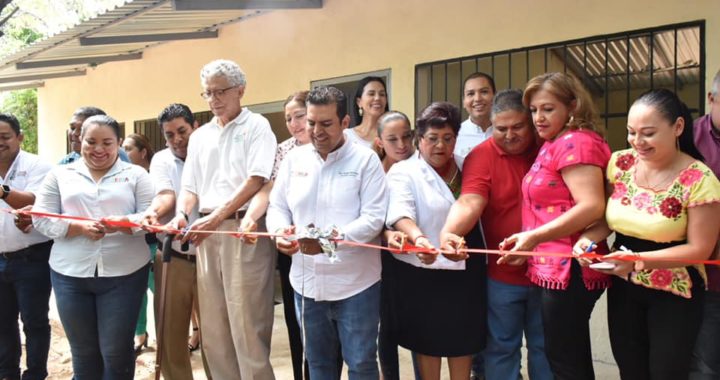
0, 113, 53, 380
142, 103, 208, 380
171, 59, 277, 380
267, 86, 387, 379
454, 72, 496, 169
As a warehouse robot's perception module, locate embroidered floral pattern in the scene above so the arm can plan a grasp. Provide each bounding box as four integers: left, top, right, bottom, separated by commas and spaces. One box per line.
611, 182, 627, 199
610, 150, 715, 220
615, 153, 635, 171
678, 168, 703, 187
631, 268, 693, 299
660, 197, 682, 219
632, 192, 652, 210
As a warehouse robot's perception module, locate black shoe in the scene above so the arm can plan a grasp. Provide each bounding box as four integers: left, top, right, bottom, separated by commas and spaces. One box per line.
134, 332, 149, 355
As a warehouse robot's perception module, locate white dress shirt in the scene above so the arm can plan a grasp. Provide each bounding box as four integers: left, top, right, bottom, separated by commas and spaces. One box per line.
33, 159, 154, 277
267, 140, 387, 301
344, 128, 374, 150
1, 150, 52, 253
182, 108, 277, 212
149, 148, 197, 255
454, 118, 493, 169
386, 152, 465, 270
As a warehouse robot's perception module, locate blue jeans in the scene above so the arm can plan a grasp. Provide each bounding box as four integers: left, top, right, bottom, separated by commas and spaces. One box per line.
51, 264, 149, 380
0, 241, 52, 380
485, 279, 552, 380
691, 291, 720, 379
295, 281, 380, 380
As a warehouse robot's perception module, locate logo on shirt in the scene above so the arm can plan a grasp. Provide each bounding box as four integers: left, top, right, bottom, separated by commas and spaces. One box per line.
292, 170, 308, 177
337, 171, 358, 177
112, 177, 130, 183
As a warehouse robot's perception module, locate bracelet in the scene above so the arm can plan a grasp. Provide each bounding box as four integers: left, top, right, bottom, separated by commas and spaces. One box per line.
178, 211, 189, 221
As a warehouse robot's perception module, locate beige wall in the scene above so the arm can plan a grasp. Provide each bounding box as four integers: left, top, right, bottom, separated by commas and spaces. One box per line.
36, 0, 720, 161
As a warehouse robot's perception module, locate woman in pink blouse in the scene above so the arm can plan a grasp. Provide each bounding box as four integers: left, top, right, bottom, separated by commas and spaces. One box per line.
500, 73, 611, 380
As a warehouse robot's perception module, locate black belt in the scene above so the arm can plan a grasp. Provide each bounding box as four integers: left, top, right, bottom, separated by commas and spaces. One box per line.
1, 240, 52, 261
199, 210, 246, 220
157, 241, 196, 263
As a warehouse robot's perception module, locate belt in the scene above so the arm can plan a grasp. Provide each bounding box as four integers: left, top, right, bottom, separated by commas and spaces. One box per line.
198, 209, 246, 220
157, 241, 196, 263
0, 240, 52, 261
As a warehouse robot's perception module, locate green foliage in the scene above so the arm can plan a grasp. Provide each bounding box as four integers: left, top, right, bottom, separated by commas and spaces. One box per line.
7, 26, 42, 45
2, 88, 38, 153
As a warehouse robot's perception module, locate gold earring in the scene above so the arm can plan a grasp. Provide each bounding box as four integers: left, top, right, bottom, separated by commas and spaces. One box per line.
568, 115, 575, 125
358, 108, 363, 117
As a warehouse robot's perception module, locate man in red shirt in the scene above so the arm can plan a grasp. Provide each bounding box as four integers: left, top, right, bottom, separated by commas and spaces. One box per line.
441, 89, 552, 380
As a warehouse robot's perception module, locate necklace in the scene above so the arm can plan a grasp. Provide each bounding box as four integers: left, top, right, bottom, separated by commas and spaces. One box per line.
637, 161, 680, 191
444, 166, 461, 197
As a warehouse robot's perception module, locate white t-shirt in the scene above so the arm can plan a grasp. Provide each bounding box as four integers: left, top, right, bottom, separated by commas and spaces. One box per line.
149, 148, 198, 255
454, 118, 493, 169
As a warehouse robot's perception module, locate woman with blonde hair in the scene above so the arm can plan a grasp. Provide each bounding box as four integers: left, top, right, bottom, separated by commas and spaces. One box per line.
500, 72, 611, 379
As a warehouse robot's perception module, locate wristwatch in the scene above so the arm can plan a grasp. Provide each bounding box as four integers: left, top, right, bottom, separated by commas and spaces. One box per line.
0, 184, 9, 200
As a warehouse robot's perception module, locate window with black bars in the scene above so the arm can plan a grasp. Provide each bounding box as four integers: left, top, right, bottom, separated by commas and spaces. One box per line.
415, 21, 705, 151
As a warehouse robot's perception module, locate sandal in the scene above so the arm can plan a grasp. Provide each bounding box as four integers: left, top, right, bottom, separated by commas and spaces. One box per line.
188, 327, 200, 352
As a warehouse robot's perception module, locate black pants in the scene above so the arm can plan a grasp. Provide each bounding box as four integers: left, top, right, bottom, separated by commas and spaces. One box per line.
541, 262, 604, 380
0, 241, 52, 380
609, 270, 704, 380
278, 252, 310, 380
378, 250, 400, 380
691, 290, 720, 379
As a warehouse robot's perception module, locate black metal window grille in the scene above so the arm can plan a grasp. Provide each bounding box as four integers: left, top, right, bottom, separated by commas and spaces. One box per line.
415, 21, 704, 151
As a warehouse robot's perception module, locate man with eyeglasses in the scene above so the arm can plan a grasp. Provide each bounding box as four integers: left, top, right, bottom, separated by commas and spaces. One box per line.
170, 59, 277, 379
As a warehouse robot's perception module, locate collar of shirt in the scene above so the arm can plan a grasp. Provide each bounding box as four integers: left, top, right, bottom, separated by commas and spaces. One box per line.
311, 137, 351, 164
460, 118, 493, 136
209, 107, 249, 130
69, 157, 131, 182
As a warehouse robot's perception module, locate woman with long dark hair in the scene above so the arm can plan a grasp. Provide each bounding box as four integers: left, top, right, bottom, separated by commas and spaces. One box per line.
576, 89, 720, 379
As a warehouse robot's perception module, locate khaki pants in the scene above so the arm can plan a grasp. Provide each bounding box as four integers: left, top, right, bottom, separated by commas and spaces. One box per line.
196, 217, 276, 380
153, 250, 211, 380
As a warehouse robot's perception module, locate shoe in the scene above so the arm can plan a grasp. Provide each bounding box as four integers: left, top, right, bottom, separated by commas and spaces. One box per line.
134, 332, 149, 355
188, 327, 200, 352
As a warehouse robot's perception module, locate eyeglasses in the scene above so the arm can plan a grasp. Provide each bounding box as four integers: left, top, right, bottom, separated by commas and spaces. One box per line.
421, 134, 455, 146
200, 85, 238, 100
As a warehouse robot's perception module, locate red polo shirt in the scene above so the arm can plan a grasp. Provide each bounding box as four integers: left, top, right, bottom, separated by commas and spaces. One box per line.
461, 137, 538, 286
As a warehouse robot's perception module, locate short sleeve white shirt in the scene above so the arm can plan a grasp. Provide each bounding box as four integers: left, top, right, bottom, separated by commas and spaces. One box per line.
454, 118, 493, 169
33, 159, 154, 277
182, 108, 277, 212
267, 141, 387, 301
1, 150, 52, 252
149, 148, 198, 255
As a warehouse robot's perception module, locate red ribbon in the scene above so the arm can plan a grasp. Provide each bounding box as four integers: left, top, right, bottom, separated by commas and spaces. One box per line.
6, 208, 720, 266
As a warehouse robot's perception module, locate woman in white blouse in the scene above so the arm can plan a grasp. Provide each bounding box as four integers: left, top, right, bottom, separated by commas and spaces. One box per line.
385, 102, 484, 380
33, 115, 154, 379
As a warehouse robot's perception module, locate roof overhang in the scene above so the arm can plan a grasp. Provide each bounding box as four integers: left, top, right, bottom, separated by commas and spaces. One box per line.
0, 0, 322, 90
